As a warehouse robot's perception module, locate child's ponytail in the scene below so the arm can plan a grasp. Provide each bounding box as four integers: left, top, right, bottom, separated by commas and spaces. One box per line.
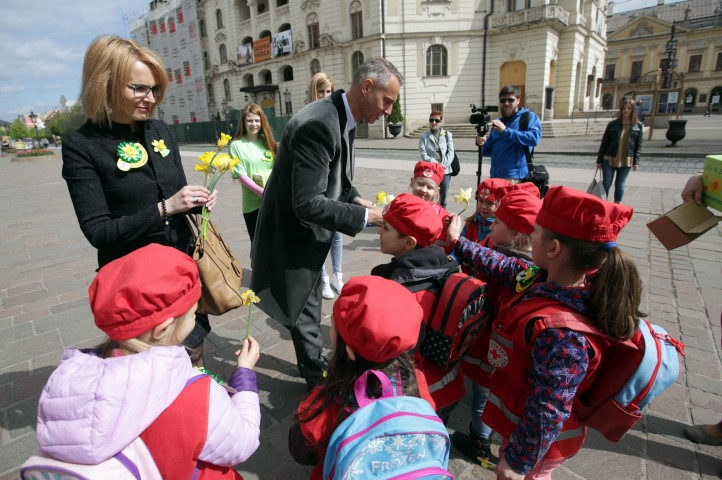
588, 245, 643, 340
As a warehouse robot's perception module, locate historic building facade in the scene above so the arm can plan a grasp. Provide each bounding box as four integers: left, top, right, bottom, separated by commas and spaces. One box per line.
133, 0, 607, 137
602, 0, 722, 117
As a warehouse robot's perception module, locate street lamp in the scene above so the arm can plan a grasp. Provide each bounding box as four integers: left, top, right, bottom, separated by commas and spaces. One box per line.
284, 88, 292, 116
663, 23, 678, 89
208, 99, 217, 139
28, 111, 40, 148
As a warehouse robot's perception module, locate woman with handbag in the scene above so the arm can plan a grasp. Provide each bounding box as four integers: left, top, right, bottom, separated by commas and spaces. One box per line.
229, 103, 277, 243
61, 35, 217, 366
596, 98, 643, 204
418, 111, 455, 208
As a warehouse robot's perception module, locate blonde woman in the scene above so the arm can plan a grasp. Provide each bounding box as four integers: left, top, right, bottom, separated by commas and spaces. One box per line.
230, 103, 277, 243
307, 72, 344, 300
61, 35, 217, 363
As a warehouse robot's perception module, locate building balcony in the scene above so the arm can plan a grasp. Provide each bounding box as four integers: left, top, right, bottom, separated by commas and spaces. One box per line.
601, 73, 658, 86
491, 4, 570, 31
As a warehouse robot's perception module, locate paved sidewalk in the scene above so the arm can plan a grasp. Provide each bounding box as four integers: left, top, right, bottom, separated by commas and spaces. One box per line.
0, 123, 721, 479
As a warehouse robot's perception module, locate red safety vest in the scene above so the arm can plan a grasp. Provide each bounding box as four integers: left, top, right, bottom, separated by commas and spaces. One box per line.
141, 375, 242, 480
482, 295, 610, 461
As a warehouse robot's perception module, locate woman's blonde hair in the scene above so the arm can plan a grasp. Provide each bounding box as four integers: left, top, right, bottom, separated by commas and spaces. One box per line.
233, 103, 278, 155
307, 72, 334, 103
96, 337, 156, 358
80, 35, 168, 126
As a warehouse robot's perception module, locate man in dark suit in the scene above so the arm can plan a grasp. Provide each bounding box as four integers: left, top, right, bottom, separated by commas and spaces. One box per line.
250, 58, 402, 388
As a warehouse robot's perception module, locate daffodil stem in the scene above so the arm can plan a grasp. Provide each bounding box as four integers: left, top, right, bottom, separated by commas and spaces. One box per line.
246, 304, 253, 339
458, 203, 469, 216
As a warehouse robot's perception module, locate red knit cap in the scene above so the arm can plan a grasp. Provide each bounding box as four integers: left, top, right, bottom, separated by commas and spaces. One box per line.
498, 182, 541, 199
495, 190, 543, 235
413, 161, 445, 187
89, 244, 201, 341
333, 276, 423, 362
536, 186, 633, 242
383, 193, 442, 247
477, 178, 512, 202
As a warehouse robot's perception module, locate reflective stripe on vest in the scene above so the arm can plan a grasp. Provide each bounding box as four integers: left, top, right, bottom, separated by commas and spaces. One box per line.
428, 363, 460, 393
463, 356, 494, 373
487, 391, 520, 426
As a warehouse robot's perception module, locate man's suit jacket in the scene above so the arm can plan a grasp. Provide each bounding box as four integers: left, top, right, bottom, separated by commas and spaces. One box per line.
250, 90, 366, 327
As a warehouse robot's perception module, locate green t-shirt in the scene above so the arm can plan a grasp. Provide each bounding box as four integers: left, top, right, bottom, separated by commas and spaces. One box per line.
229, 137, 274, 213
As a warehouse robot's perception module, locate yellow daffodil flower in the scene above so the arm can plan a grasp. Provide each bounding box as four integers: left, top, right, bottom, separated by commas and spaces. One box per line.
217, 132, 232, 149
375, 191, 387, 206
194, 151, 215, 172
386, 194, 395, 203
214, 153, 232, 171
242, 289, 261, 339
152, 139, 170, 157
454, 187, 472, 215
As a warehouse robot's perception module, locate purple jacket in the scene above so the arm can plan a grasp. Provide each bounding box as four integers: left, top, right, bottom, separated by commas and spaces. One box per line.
36, 346, 261, 466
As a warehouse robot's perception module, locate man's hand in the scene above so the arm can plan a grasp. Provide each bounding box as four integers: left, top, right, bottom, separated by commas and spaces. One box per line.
491, 118, 507, 133
353, 197, 374, 208
367, 207, 383, 226
681, 173, 703, 205
476, 135, 487, 147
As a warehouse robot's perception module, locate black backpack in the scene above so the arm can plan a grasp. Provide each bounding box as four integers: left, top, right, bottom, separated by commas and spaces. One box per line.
520, 110, 549, 198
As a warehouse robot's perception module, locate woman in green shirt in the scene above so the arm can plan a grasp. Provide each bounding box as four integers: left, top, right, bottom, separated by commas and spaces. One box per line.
230, 103, 277, 242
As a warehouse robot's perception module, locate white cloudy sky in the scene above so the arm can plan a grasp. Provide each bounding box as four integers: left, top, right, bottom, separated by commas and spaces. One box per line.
0, 0, 683, 123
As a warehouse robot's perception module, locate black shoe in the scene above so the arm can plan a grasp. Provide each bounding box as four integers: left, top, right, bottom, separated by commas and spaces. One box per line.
452, 430, 491, 465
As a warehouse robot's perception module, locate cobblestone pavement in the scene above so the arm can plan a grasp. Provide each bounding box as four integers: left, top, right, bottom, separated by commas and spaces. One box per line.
0, 117, 721, 479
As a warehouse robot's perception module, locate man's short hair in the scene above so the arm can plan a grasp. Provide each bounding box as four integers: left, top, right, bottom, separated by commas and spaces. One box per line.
499, 85, 521, 99
351, 58, 404, 89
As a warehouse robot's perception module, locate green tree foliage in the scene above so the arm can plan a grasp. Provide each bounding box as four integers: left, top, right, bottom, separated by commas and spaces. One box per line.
9, 117, 30, 139
387, 96, 403, 124
51, 104, 87, 137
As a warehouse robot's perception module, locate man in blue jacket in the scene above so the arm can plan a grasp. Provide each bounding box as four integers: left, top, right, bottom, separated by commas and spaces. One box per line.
476, 85, 542, 182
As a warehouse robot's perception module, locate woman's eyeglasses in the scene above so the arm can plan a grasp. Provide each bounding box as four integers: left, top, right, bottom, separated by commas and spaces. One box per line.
127, 84, 161, 99
429, 118, 441, 123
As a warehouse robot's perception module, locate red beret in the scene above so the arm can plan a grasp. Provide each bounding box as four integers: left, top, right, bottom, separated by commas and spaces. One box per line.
333, 276, 423, 362
495, 190, 543, 235
413, 161, 445, 187
383, 193, 442, 247
477, 178, 512, 202
536, 186, 633, 242
498, 182, 541, 199
89, 244, 201, 341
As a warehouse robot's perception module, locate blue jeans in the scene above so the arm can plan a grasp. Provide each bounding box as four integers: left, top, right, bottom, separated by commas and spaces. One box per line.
439, 173, 452, 208
470, 382, 493, 439
322, 232, 343, 277
600, 160, 632, 203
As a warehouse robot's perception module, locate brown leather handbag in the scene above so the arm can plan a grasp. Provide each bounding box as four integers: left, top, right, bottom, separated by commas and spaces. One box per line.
185, 214, 243, 315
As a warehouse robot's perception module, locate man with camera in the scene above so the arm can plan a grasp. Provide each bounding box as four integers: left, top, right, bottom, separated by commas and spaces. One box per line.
476, 85, 542, 182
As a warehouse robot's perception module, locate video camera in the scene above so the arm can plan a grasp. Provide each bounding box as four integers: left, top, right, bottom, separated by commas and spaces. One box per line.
469, 104, 499, 137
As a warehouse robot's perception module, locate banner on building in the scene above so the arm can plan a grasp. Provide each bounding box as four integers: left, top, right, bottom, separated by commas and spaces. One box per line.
253, 37, 272, 63
272, 30, 292, 57
237, 44, 254, 66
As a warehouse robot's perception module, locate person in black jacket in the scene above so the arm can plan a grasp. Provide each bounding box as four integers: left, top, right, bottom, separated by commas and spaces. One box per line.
596, 98, 643, 203
62, 36, 217, 364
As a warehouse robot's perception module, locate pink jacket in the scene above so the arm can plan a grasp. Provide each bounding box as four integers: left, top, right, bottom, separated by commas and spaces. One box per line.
36, 346, 260, 467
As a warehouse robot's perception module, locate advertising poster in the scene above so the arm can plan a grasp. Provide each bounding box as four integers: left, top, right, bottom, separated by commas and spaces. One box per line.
253, 37, 272, 63
272, 30, 293, 57
237, 44, 254, 66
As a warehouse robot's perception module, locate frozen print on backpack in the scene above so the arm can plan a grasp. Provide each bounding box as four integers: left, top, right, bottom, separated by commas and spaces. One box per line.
322, 370, 452, 480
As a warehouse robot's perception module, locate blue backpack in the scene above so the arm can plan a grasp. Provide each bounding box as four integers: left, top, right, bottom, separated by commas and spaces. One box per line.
322, 370, 453, 480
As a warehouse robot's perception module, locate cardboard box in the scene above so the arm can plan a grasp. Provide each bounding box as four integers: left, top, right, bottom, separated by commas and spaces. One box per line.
702, 155, 722, 212
647, 200, 722, 250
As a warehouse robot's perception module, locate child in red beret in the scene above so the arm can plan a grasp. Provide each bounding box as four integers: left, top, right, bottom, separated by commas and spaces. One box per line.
447, 186, 642, 479
454, 186, 543, 465
410, 161, 446, 206
33, 244, 261, 480
289, 276, 436, 480
370, 193, 464, 422
461, 178, 512, 247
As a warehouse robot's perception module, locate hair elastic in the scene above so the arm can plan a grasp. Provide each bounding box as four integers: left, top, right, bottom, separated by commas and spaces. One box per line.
603, 241, 617, 251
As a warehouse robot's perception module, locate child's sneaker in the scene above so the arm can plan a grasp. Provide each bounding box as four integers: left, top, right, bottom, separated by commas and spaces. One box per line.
330, 273, 344, 294
452, 430, 491, 466
322, 276, 335, 300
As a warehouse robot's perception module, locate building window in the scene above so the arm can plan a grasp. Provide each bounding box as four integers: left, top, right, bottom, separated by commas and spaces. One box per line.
216, 9, 223, 29
203, 51, 210, 70
688, 54, 702, 73
208, 84, 214, 102
351, 51, 364, 78
263, 70, 273, 84
350, 11, 363, 40
426, 45, 448, 77
308, 22, 320, 49
282, 66, 294, 81
310, 59, 321, 75
604, 64, 615, 80
277, 0, 288, 6
684, 88, 697, 105
630, 60, 643, 83
200, 19, 206, 37
716, 52, 722, 71
224, 79, 231, 101
219, 44, 227, 63
507, 0, 529, 12
258, 2, 266, 14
